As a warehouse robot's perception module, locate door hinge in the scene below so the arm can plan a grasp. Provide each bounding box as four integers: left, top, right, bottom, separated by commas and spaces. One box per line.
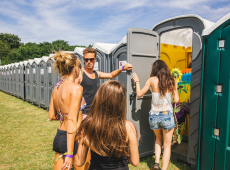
214, 128, 220, 137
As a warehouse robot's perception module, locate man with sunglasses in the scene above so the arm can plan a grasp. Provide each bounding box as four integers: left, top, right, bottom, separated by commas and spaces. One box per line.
79, 47, 133, 116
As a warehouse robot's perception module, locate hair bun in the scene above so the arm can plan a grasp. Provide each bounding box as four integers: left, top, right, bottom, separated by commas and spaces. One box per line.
53, 51, 82, 77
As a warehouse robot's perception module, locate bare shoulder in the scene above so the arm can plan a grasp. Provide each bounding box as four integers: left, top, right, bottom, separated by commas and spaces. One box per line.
72, 83, 83, 92
68, 83, 83, 96
126, 120, 136, 134
149, 76, 158, 85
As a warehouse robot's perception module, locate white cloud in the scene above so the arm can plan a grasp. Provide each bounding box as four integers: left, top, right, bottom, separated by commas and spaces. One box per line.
0, 0, 229, 47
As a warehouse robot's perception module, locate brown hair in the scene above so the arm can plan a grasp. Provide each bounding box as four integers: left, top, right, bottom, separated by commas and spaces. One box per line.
150, 60, 175, 96
76, 80, 129, 157
83, 47, 97, 57
53, 51, 82, 77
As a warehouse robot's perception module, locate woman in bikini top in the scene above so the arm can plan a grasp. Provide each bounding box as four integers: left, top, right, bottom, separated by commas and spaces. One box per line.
49, 51, 83, 170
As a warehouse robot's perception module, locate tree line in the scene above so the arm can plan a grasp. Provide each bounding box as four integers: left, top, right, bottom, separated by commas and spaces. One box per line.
0, 33, 89, 65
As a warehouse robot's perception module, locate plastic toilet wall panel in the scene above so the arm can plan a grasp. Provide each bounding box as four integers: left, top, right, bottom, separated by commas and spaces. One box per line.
126, 28, 159, 157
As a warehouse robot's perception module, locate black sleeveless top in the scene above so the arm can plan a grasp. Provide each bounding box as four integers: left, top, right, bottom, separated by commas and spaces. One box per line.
89, 150, 129, 170
80, 71, 99, 114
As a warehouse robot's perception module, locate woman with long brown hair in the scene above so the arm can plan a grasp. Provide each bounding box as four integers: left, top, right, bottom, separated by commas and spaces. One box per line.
132, 60, 179, 170
49, 51, 83, 170
73, 80, 139, 170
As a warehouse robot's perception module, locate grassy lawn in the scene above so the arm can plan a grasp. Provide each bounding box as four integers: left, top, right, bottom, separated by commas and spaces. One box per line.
0, 91, 191, 170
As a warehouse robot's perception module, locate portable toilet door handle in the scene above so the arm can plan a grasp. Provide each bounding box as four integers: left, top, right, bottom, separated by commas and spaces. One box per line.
130, 92, 136, 105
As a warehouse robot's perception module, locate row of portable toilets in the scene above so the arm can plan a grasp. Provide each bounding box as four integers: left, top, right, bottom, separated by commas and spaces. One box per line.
1, 13, 230, 170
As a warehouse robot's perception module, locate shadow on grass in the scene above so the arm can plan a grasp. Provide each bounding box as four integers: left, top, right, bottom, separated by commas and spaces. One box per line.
139, 154, 192, 170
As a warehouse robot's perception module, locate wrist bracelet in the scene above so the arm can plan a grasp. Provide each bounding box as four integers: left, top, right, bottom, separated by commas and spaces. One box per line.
136, 81, 140, 84
54, 152, 74, 164
65, 154, 73, 158
122, 66, 125, 71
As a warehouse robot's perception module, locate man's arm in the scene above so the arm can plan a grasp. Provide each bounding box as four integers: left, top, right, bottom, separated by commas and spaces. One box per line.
97, 63, 133, 79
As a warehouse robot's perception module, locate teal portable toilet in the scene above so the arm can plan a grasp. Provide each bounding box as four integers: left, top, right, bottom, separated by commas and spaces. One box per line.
197, 12, 230, 170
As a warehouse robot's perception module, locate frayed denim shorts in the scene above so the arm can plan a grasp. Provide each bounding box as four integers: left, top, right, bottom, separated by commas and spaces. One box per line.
149, 111, 175, 130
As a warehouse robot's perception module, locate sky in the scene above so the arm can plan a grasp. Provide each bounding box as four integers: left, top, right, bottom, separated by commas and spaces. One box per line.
0, 0, 229, 46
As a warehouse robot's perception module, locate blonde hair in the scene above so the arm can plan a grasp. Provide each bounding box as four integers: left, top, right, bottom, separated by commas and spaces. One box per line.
53, 51, 82, 77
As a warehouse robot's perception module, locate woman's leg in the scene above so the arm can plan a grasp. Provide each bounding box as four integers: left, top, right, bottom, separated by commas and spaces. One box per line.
53, 152, 65, 170
161, 128, 174, 170
153, 129, 163, 164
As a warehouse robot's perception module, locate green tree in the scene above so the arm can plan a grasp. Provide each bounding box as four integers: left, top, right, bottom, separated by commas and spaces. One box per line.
0, 33, 21, 64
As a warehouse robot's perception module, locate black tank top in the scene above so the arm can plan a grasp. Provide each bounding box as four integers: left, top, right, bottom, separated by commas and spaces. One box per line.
80, 71, 99, 114
89, 150, 129, 170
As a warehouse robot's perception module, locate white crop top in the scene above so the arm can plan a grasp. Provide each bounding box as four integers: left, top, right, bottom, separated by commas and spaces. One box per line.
151, 92, 173, 114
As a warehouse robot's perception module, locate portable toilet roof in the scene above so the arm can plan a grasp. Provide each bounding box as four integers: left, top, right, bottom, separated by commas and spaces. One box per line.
152, 14, 215, 30
33, 58, 42, 65
48, 54, 55, 60
160, 28, 193, 48
92, 43, 117, 54
110, 36, 127, 52
14, 63, 20, 68
74, 47, 85, 56
7, 64, 11, 68
23, 61, 29, 66
41, 56, 49, 62
28, 59, 34, 65
202, 12, 230, 36
19, 61, 24, 66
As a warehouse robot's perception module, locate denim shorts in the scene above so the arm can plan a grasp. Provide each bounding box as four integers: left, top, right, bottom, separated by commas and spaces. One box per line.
149, 111, 175, 130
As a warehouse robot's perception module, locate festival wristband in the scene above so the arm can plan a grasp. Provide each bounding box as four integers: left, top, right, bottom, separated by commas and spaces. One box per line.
65, 154, 73, 158
122, 66, 125, 71
54, 152, 74, 164
136, 81, 140, 84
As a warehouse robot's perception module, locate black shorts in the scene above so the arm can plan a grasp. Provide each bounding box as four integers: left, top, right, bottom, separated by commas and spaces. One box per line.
53, 129, 78, 155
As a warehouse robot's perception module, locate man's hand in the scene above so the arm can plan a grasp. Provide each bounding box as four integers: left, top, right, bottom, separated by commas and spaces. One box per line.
124, 63, 133, 71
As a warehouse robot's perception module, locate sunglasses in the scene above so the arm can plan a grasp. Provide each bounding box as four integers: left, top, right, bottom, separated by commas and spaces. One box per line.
84, 58, 95, 62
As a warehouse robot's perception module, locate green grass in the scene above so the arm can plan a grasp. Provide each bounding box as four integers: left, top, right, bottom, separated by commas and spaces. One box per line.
0, 91, 191, 170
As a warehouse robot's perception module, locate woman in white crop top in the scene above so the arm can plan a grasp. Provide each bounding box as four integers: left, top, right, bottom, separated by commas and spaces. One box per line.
132, 60, 179, 170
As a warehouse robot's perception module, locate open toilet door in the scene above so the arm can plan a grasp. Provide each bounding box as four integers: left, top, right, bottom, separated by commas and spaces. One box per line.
126, 28, 159, 157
